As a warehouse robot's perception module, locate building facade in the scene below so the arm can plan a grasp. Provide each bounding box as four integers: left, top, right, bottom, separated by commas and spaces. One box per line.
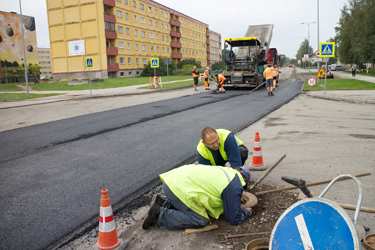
38, 48, 52, 77
209, 30, 221, 65
46, 0, 219, 80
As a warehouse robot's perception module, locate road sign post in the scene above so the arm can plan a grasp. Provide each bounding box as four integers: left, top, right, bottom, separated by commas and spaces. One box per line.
164, 58, 172, 84
319, 42, 335, 94
85, 57, 94, 96
150, 58, 159, 78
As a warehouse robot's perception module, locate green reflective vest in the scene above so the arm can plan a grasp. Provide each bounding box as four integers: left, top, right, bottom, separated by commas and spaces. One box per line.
196, 129, 244, 166
159, 164, 246, 219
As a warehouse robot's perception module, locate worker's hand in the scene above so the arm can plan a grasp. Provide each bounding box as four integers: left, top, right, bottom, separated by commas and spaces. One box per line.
245, 207, 252, 213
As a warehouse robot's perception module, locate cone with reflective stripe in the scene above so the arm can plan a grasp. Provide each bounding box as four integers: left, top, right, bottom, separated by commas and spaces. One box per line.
249, 132, 267, 171
94, 189, 126, 250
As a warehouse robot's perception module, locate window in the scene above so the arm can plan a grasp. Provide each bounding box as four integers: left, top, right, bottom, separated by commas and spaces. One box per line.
149, 32, 153, 38
184, 20, 186, 24
162, 35, 164, 41
141, 31, 145, 37
119, 42, 124, 49
166, 36, 169, 41
134, 29, 137, 36
149, 20, 152, 26
196, 34, 197, 38
192, 42, 194, 46
120, 72, 125, 77
125, 13, 129, 19
195, 24, 197, 28
182, 50, 184, 54
180, 19, 183, 24
137, 71, 140, 76
161, 23, 164, 29
133, 1, 136, 7
162, 47, 165, 52
129, 72, 132, 76
150, 45, 154, 51
191, 23, 193, 27
105, 22, 115, 30
167, 48, 169, 53
116, 0, 121, 2
126, 28, 130, 34
117, 10, 122, 18
156, 34, 158, 39
118, 26, 123, 33
134, 15, 137, 21
42, 51, 45, 54
181, 39, 184, 44
125, 0, 128, 3
192, 51, 194, 55
127, 43, 130, 49
141, 17, 145, 23
128, 58, 131, 64
157, 46, 159, 52
140, 3, 144, 10
155, 9, 157, 14
165, 13, 168, 18
148, 7, 151, 12
143, 58, 146, 64
120, 57, 125, 64
142, 45, 146, 51
161, 11, 163, 16
155, 21, 158, 27
165, 24, 168, 30
136, 58, 139, 64
135, 44, 138, 50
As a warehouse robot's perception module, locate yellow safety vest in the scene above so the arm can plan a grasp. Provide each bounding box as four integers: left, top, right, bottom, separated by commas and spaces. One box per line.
159, 164, 246, 219
197, 129, 244, 166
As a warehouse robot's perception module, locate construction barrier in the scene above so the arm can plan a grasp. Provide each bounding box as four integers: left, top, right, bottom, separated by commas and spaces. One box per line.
249, 132, 267, 171
95, 189, 126, 250
149, 76, 162, 89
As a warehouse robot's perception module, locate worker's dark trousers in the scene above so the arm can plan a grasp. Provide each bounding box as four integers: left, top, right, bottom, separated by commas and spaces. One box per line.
158, 182, 208, 230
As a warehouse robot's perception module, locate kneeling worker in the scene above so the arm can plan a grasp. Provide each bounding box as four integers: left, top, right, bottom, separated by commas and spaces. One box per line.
215, 73, 226, 92
142, 164, 252, 230
197, 126, 249, 168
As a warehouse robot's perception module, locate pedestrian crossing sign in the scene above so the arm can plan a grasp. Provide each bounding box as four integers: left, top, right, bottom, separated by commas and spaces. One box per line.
317, 67, 326, 78
150, 58, 159, 68
319, 42, 335, 57
86, 57, 94, 68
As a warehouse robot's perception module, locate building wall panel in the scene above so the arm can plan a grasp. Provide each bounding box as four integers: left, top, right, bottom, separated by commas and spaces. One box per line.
82, 21, 98, 37
65, 23, 81, 40
64, 7, 80, 23
49, 9, 64, 25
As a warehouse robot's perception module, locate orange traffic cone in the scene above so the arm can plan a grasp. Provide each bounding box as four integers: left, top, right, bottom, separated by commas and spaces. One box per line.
249, 132, 267, 171
95, 189, 127, 250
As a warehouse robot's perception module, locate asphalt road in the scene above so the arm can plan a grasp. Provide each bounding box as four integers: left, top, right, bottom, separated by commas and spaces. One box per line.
0, 79, 303, 249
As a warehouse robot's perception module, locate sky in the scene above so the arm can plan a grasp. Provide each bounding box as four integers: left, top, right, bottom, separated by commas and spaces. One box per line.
2, 0, 350, 59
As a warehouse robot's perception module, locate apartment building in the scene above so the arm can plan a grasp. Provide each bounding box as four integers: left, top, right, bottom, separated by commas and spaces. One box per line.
46, 0, 218, 80
38, 48, 52, 77
209, 30, 221, 64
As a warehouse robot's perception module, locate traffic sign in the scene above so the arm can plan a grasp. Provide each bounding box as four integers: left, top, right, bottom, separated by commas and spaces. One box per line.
150, 58, 159, 68
86, 57, 94, 69
307, 78, 316, 86
317, 67, 326, 78
270, 198, 359, 249
320, 42, 335, 57
314, 50, 319, 58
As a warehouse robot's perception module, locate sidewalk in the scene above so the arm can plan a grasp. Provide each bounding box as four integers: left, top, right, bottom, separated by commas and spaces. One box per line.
295, 67, 375, 104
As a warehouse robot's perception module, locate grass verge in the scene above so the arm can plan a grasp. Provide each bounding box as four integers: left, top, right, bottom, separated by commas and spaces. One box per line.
138, 79, 194, 89
29, 75, 192, 91
0, 83, 23, 92
303, 78, 375, 91
0, 93, 63, 101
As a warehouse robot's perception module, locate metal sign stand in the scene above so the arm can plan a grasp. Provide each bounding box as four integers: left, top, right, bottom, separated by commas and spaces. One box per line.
89, 68, 92, 96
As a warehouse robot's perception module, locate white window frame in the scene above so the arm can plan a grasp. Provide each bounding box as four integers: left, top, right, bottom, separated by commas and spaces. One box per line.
133, 1, 136, 7
149, 32, 153, 38
134, 15, 137, 21
118, 26, 123, 33
165, 13, 168, 18
125, 13, 129, 19
136, 58, 139, 64
142, 45, 146, 51
148, 6, 151, 12
117, 10, 122, 18
141, 17, 145, 23
128, 58, 131, 64
165, 24, 168, 30
119, 42, 124, 49
149, 20, 152, 26
150, 45, 154, 52
134, 29, 137, 36
127, 43, 130, 49
143, 58, 147, 64
161, 23, 164, 29
155, 9, 157, 14
141, 31, 145, 37
157, 46, 159, 52
140, 3, 144, 10
120, 57, 125, 64
135, 44, 138, 50
156, 34, 158, 40
162, 47, 165, 52
126, 28, 130, 35
166, 36, 169, 42
167, 48, 169, 53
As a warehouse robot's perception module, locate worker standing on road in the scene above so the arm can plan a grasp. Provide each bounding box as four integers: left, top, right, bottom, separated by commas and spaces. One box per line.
272, 65, 279, 88
196, 126, 249, 168
263, 65, 274, 96
203, 67, 210, 90
351, 65, 356, 77
142, 164, 252, 230
215, 73, 226, 92
192, 66, 199, 91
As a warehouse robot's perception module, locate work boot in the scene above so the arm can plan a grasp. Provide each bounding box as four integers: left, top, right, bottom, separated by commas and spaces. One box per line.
271, 92, 274, 96
194, 89, 198, 91
268, 92, 270, 96
142, 195, 162, 230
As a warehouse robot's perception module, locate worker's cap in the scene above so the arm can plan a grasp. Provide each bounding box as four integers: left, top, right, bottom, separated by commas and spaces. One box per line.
239, 167, 251, 183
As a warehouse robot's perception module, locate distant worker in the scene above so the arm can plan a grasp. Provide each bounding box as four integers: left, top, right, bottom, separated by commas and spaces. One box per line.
215, 73, 226, 93
196, 126, 249, 168
263, 65, 274, 96
272, 65, 279, 88
142, 164, 252, 230
192, 66, 199, 91
203, 67, 210, 90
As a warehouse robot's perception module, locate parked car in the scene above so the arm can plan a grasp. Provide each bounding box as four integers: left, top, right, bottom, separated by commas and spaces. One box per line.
334, 65, 346, 71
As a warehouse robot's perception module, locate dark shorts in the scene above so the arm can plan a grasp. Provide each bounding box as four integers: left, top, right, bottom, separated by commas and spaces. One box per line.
194, 77, 198, 85
273, 76, 277, 80
266, 79, 273, 87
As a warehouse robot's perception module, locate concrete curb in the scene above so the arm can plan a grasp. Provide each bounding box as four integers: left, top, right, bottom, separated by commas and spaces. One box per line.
305, 91, 375, 104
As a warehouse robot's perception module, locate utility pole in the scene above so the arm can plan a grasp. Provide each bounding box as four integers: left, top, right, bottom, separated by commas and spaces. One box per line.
302, 22, 316, 72
19, 0, 29, 97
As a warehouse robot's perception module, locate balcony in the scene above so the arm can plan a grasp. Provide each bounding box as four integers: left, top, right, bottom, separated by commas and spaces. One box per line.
206, 48, 210, 53
207, 57, 210, 61
106, 47, 118, 56
104, 12, 116, 23
105, 30, 117, 39
206, 40, 210, 45
206, 32, 209, 37
103, 0, 115, 7
170, 30, 181, 38
171, 53, 182, 59
107, 63, 119, 72
170, 19, 181, 27
171, 42, 182, 48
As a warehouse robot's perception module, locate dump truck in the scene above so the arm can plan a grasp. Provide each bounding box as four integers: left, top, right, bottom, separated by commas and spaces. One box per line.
222, 24, 279, 88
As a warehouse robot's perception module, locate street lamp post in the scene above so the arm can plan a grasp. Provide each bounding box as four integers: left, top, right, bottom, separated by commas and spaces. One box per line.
301, 37, 307, 69
19, 0, 29, 97
301, 22, 316, 72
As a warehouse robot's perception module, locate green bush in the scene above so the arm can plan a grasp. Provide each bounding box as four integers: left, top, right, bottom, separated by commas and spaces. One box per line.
141, 56, 177, 76
177, 58, 202, 69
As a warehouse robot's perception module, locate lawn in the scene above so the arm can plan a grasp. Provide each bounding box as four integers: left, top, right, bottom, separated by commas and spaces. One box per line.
0, 83, 23, 91
29, 75, 192, 91
139, 79, 194, 89
352, 68, 375, 77
0, 93, 63, 101
303, 78, 375, 91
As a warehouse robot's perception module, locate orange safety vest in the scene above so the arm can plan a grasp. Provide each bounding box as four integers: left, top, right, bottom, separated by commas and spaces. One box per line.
263, 68, 273, 80
271, 67, 279, 77
203, 70, 208, 78
192, 69, 199, 78
218, 73, 226, 84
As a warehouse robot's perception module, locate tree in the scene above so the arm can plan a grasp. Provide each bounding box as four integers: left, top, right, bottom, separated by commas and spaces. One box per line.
141, 56, 177, 76
296, 39, 313, 68
211, 61, 225, 71
12, 61, 19, 67
176, 58, 201, 69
